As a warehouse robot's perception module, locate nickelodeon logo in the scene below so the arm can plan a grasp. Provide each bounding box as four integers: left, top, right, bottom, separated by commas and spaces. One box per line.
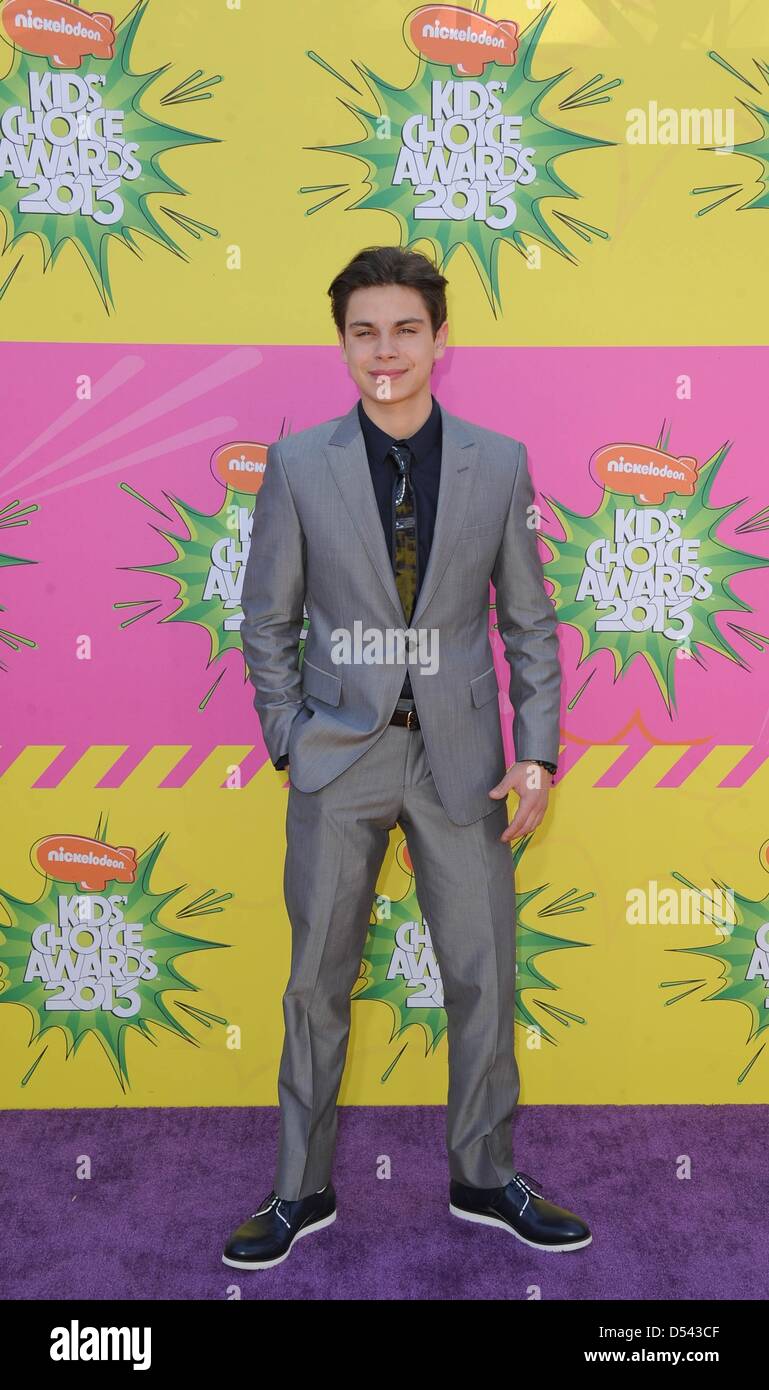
211, 441, 268, 496
33, 834, 137, 893
407, 3, 518, 77
590, 442, 700, 506
2, 0, 115, 69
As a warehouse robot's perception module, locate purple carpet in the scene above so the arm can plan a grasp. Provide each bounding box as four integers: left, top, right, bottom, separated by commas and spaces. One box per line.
1, 1105, 763, 1300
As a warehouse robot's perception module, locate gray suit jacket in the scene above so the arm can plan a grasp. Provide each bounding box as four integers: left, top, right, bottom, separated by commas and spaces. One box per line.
240, 398, 562, 825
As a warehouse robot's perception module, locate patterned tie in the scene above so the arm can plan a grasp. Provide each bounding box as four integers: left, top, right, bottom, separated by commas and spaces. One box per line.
388, 442, 418, 624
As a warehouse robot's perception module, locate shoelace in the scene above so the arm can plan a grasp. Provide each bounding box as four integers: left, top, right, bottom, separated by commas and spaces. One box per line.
251, 1191, 291, 1229
250, 1185, 327, 1227
510, 1171, 544, 1212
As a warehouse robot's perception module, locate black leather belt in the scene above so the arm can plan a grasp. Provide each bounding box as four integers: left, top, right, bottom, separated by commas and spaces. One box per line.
389, 706, 420, 729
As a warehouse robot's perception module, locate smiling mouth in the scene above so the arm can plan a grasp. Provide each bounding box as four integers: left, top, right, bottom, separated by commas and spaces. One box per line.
370, 368, 407, 376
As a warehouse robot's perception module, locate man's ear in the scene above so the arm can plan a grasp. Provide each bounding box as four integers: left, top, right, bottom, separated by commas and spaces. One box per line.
434, 320, 449, 359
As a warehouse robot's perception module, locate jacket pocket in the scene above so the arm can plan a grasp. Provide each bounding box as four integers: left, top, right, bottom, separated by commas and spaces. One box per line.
301, 657, 342, 707
460, 519, 500, 534
469, 664, 499, 708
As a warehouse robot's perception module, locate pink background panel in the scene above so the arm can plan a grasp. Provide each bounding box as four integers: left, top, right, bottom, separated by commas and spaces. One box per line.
1, 343, 767, 775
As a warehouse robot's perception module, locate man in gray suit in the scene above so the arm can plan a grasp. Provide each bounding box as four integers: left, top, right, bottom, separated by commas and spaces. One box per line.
223, 246, 591, 1270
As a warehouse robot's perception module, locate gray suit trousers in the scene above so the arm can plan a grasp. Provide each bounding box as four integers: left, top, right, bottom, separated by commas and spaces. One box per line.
273, 720, 521, 1199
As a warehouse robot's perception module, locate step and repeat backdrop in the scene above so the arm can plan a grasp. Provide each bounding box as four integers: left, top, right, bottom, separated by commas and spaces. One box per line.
1, 0, 768, 1106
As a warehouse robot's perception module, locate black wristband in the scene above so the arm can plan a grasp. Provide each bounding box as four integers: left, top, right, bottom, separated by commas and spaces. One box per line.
526, 758, 557, 776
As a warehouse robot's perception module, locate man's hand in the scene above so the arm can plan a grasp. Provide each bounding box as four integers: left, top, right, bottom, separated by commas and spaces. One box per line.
488, 760, 554, 842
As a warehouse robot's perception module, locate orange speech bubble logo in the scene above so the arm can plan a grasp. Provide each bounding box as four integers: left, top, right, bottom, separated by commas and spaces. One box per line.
211, 441, 268, 496
2, 0, 115, 69
407, 4, 518, 77
590, 443, 699, 506
34, 835, 137, 892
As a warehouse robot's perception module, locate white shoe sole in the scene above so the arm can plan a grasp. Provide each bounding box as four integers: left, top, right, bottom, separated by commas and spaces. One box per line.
222, 1209, 337, 1270
449, 1202, 592, 1252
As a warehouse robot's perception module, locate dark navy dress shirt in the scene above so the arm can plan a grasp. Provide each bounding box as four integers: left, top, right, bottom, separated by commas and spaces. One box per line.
356, 393, 442, 699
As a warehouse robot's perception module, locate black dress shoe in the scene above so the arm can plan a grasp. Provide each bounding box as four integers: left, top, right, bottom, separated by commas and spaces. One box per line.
449, 1171, 592, 1252
222, 1184, 337, 1270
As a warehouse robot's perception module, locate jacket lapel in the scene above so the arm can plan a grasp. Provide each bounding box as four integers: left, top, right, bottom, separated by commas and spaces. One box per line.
323, 400, 479, 627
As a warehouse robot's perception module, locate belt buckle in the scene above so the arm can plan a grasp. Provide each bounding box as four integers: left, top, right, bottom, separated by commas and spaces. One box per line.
406, 709, 417, 730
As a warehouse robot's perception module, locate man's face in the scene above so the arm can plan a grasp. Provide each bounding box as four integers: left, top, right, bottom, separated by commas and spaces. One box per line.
338, 283, 447, 408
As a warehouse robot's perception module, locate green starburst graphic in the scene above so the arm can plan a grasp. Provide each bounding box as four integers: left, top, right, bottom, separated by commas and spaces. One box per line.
0, 0, 220, 307
694, 51, 769, 215
0, 818, 230, 1089
304, 0, 618, 312
664, 867, 769, 1083
355, 834, 589, 1075
118, 483, 310, 710
543, 432, 769, 712
0, 497, 38, 663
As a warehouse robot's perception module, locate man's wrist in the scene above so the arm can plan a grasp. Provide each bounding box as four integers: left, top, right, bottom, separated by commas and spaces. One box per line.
521, 757, 557, 777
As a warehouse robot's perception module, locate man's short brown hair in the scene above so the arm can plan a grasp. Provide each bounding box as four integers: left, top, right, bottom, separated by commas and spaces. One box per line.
328, 245, 448, 337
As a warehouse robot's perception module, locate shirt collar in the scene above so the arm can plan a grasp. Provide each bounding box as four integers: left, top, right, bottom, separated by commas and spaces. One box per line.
357, 392, 441, 467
